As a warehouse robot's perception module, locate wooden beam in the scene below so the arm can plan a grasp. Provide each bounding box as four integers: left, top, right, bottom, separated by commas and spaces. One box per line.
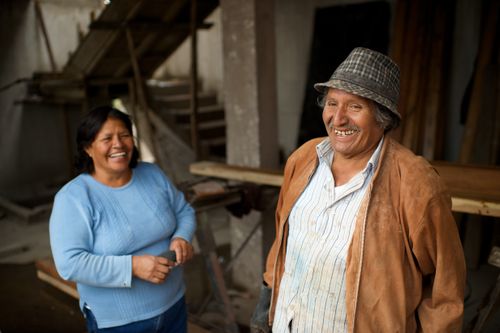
34, 0, 57, 71
190, 161, 283, 186
35, 258, 79, 299
432, 162, 500, 202
189, 160, 500, 217
451, 197, 500, 217
125, 27, 159, 163
37, 270, 80, 299
89, 20, 212, 31
190, 0, 200, 159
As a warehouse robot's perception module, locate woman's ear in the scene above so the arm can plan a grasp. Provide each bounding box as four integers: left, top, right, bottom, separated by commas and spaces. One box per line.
84, 146, 92, 158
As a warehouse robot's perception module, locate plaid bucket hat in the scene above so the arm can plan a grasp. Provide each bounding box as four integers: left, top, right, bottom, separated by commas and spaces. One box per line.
314, 47, 401, 119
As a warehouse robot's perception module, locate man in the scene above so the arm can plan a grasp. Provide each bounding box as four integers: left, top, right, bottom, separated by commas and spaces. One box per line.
250, 47, 465, 332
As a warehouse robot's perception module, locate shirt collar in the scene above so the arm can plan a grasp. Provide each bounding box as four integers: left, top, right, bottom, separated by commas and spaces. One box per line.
315, 136, 385, 175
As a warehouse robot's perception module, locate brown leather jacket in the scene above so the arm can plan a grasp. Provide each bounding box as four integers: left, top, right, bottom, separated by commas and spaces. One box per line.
263, 136, 466, 332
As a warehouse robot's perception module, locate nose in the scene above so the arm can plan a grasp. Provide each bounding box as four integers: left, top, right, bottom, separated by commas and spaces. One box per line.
332, 105, 348, 126
112, 135, 124, 147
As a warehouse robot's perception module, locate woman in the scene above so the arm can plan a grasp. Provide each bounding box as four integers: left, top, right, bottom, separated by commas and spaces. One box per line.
49, 106, 196, 333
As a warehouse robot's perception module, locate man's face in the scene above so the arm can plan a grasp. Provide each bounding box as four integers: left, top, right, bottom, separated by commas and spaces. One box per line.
322, 88, 384, 160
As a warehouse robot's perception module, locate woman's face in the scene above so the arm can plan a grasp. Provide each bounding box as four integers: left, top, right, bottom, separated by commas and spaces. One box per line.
85, 117, 134, 181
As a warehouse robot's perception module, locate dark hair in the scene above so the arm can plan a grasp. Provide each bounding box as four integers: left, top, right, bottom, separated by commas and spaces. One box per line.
75, 106, 139, 174
373, 102, 400, 132
317, 93, 400, 132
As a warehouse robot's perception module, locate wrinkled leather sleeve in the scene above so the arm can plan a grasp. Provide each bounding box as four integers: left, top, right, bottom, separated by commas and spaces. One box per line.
413, 194, 466, 332
250, 283, 272, 333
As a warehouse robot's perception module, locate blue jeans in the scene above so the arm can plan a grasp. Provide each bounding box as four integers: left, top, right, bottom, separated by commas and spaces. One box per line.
84, 296, 187, 333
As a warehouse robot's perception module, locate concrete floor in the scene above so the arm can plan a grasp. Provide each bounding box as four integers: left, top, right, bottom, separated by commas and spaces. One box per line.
0, 210, 499, 332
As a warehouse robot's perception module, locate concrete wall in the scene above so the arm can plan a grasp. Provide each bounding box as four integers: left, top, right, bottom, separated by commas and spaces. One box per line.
0, 0, 103, 199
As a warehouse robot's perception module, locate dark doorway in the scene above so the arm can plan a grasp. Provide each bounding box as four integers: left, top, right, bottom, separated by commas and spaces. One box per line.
297, 1, 391, 146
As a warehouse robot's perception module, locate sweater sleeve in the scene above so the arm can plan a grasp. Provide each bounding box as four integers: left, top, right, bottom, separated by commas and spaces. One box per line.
158, 169, 196, 243
411, 194, 466, 332
49, 189, 132, 288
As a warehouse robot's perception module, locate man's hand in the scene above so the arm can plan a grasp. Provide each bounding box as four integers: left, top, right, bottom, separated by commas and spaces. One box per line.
170, 237, 194, 265
132, 254, 174, 284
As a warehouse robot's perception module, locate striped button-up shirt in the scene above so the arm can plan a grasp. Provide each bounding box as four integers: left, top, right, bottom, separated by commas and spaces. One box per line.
272, 137, 383, 333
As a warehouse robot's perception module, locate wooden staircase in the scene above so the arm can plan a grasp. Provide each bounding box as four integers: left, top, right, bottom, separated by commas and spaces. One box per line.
148, 79, 226, 161
26, 0, 225, 174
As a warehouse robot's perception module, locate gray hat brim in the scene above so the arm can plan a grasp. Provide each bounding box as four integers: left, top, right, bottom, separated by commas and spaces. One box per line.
314, 79, 401, 119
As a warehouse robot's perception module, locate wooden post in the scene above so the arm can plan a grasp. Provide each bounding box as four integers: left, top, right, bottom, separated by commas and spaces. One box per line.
388, 0, 409, 143
422, 0, 451, 160
127, 78, 143, 152
190, 0, 201, 159
34, 0, 57, 71
60, 104, 74, 178
493, 59, 500, 164
401, 0, 426, 151
459, 1, 499, 163
195, 210, 240, 333
125, 28, 160, 164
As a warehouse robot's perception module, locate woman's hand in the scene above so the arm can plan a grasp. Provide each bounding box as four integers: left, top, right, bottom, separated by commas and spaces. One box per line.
170, 237, 194, 265
132, 255, 174, 284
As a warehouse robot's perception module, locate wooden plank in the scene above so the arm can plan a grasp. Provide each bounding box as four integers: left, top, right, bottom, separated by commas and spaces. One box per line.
190, 161, 283, 187
89, 20, 212, 31
37, 270, 80, 299
35, 258, 79, 299
190, 161, 500, 217
451, 197, 500, 217
388, 0, 409, 142
432, 162, 500, 202
397, 0, 422, 149
421, 0, 453, 160
190, 0, 201, 159
459, 0, 499, 162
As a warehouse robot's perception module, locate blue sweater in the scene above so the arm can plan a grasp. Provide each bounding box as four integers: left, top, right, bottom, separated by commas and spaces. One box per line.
49, 162, 196, 328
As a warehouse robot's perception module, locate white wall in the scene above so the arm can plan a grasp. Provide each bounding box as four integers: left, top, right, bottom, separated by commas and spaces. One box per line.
0, 0, 103, 198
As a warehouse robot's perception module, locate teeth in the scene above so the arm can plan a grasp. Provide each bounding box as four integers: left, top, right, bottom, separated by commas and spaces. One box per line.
109, 152, 126, 158
334, 129, 357, 136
